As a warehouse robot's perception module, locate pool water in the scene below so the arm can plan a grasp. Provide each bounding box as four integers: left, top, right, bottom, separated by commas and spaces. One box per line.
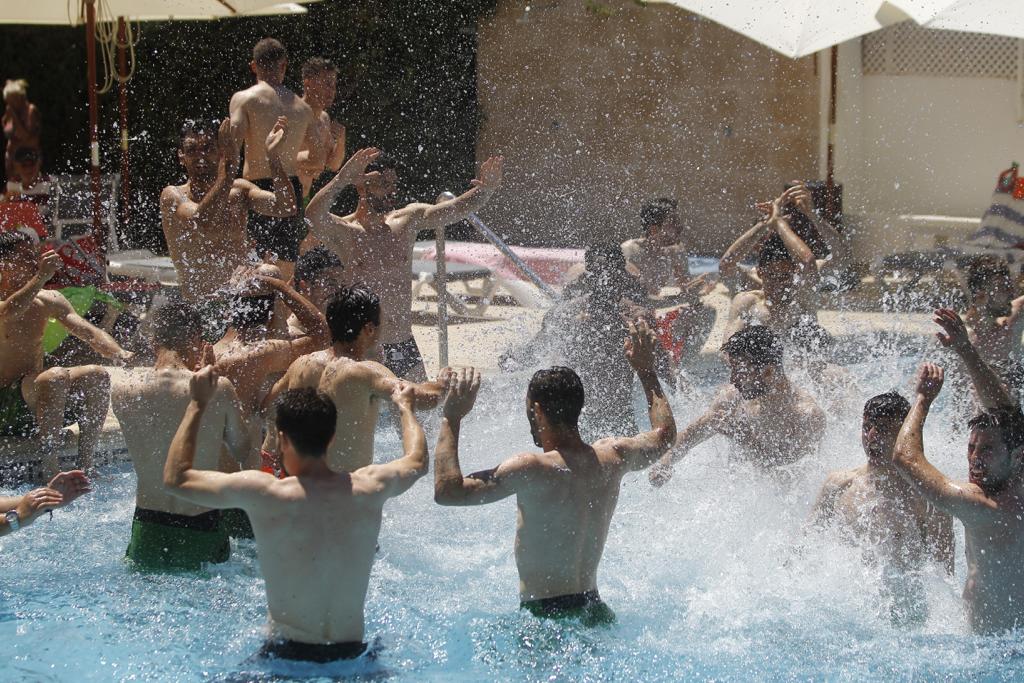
3, 331, 1024, 682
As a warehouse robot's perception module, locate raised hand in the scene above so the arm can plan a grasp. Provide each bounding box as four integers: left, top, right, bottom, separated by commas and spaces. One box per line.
915, 362, 945, 404
15, 487, 64, 524
218, 118, 239, 171
391, 381, 417, 411
783, 182, 816, 219
265, 116, 288, 159
470, 156, 503, 192
624, 319, 658, 374
336, 147, 380, 183
47, 470, 92, 505
37, 249, 60, 283
649, 458, 673, 488
934, 308, 974, 356
196, 342, 216, 372
443, 368, 481, 422
190, 364, 219, 407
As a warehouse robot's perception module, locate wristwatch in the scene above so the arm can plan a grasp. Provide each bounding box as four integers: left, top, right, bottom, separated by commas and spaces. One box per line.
4, 510, 19, 532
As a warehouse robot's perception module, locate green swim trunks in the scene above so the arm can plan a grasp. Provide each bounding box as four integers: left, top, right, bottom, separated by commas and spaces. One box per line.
221, 507, 254, 539
520, 590, 616, 627
0, 381, 34, 437
125, 507, 230, 572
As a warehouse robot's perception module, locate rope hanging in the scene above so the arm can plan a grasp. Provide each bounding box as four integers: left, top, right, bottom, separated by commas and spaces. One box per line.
94, 0, 140, 95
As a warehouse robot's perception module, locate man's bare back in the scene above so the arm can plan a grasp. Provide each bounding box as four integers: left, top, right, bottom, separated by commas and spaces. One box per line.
230, 81, 312, 180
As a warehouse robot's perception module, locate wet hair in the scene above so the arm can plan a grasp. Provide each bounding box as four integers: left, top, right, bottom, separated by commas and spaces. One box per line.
790, 319, 835, 354
228, 294, 275, 330
528, 367, 585, 428
179, 119, 218, 147
721, 325, 783, 367
863, 391, 911, 426
301, 56, 337, 80
253, 38, 287, 69
275, 388, 336, 457
0, 230, 31, 257
365, 154, 397, 175
576, 243, 646, 305
757, 234, 794, 271
326, 286, 380, 343
966, 257, 1012, 296
641, 198, 678, 232
295, 246, 343, 285
151, 301, 203, 353
968, 406, 1024, 453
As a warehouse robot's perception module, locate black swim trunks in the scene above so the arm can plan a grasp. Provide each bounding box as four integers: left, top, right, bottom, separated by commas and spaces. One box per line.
520, 590, 616, 626
258, 638, 369, 663
248, 176, 306, 261
380, 337, 424, 379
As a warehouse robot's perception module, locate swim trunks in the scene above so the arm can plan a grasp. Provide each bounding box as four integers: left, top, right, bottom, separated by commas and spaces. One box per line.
260, 448, 287, 478
258, 638, 369, 663
520, 590, 616, 626
380, 337, 423, 379
125, 507, 230, 571
221, 507, 254, 540
0, 380, 33, 437
248, 176, 306, 262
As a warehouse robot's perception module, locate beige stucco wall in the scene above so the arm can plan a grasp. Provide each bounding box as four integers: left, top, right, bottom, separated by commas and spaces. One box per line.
475, 0, 821, 254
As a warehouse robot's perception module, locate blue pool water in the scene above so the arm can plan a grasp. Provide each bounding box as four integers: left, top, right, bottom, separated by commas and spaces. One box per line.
3, 330, 1024, 681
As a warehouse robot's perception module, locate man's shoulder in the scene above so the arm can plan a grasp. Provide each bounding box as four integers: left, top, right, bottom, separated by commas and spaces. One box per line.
822, 467, 863, 492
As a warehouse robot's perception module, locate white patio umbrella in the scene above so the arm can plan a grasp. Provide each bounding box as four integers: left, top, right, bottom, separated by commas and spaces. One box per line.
0, 0, 317, 257
896, 0, 1024, 38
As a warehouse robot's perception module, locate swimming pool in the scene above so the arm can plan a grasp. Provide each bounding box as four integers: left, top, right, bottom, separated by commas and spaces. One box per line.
2, 332, 1022, 682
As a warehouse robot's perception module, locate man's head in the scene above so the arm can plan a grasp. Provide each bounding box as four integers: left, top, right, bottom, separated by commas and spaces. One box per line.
12, 147, 42, 184
178, 119, 220, 180
151, 300, 204, 365
295, 246, 344, 309
0, 230, 36, 289
861, 391, 911, 465
721, 325, 784, 400
326, 286, 381, 350
3, 79, 27, 107
275, 388, 336, 468
641, 197, 680, 244
301, 57, 338, 111
251, 38, 288, 84
967, 407, 1024, 495
757, 236, 798, 302
526, 367, 584, 447
228, 293, 275, 332
356, 155, 398, 213
966, 257, 1016, 318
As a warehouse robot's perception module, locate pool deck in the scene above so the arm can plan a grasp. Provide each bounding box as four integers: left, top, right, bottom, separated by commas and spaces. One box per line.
0, 282, 938, 480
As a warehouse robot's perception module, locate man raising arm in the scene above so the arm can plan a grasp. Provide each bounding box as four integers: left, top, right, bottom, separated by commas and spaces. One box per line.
1, 470, 90, 538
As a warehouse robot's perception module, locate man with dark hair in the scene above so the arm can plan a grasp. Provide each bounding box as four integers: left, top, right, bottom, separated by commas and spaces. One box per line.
893, 308, 1024, 634
621, 197, 692, 295
306, 146, 503, 382
434, 321, 676, 625
297, 57, 345, 202
810, 390, 953, 623
288, 246, 343, 337
961, 257, 1024, 381
651, 325, 824, 485
266, 286, 448, 473
0, 234, 131, 479
720, 183, 852, 339
111, 303, 251, 570
164, 367, 429, 662
162, 117, 296, 306
229, 37, 314, 277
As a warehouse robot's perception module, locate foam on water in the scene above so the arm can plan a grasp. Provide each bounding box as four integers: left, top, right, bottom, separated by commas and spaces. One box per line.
2, 331, 1024, 681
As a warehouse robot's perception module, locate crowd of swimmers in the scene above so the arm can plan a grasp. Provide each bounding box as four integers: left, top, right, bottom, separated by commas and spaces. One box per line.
3, 35, 1024, 665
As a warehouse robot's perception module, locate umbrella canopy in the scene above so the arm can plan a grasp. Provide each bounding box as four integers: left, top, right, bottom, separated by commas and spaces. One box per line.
896, 0, 1024, 39
0, 1, 314, 25
649, 0, 953, 58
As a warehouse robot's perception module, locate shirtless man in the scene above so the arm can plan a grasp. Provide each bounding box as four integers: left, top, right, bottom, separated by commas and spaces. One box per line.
720, 183, 851, 339
434, 321, 676, 625
296, 57, 345, 201
810, 391, 954, 623
268, 286, 447, 473
0, 234, 131, 478
621, 198, 691, 295
161, 117, 296, 305
287, 246, 344, 337
961, 257, 1024, 386
650, 325, 824, 486
112, 302, 250, 571
306, 147, 504, 381
164, 371, 428, 662
894, 309, 1024, 634
1, 470, 90, 537
229, 38, 314, 275
3, 79, 41, 178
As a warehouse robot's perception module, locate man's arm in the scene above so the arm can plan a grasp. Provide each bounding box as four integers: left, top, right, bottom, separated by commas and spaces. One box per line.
177, 119, 238, 225
719, 217, 771, 284
787, 182, 853, 276
360, 361, 450, 411
164, 365, 276, 509
246, 117, 297, 218
807, 471, 855, 528
935, 307, 1015, 411
0, 488, 63, 538
649, 398, 726, 487
893, 362, 1002, 524
219, 377, 255, 468
606, 321, 677, 471
305, 147, 380, 238
227, 90, 250, 153
402, 156, 503, 231
261, 275, 329, 349
325, 121, 347, 172
44, 291, 130, 362
923, 505, 956, 576
0, 250, 58, 320
357, 383, 429, 499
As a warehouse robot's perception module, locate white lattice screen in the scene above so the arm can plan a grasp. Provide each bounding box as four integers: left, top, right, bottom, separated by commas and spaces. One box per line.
862, 23, 1020, 79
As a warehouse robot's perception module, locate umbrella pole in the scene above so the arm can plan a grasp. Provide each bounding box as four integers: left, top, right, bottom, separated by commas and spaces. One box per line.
117, 16, 129, 240
84, 0, 106, 262
826, 45, 838, 221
